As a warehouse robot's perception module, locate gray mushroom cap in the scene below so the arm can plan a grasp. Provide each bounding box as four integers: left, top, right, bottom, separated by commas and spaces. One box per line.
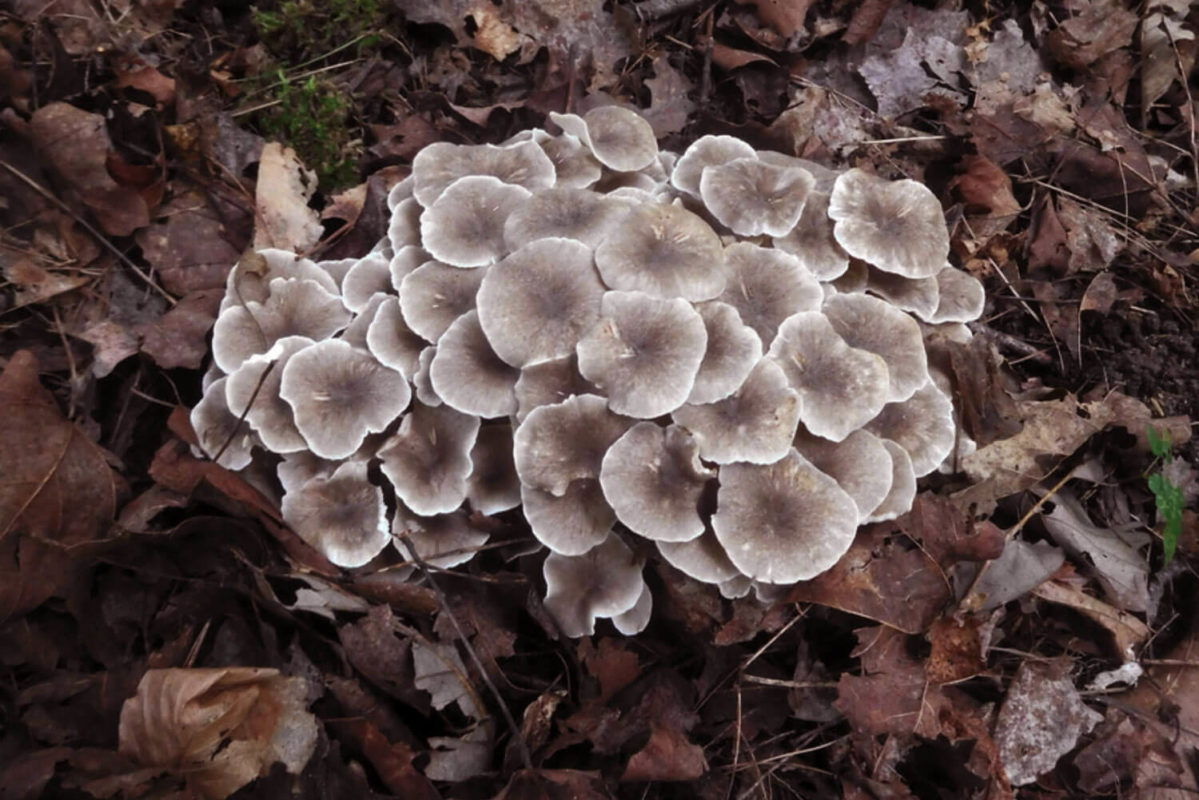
522, 479, 615, 556
712, 449, 859, 584
388, 197, 423, 251
611, 584, 652, 636
865, 266, 940, 320
190, 376, 256, 470
542, 532, 646, 637
792, 428, 894, 523
476, 238, 606, 368
341, 251, 394, 313
513, 355, 597, 423
419, 176, 532, 268
670, 135, 758, 197
224, 335, 313, 454
379, 402, 480, 516
386, 174, 414, 211
576, 291, 708, 418
828, 168, 948, 279
535, 133, 603, 189
467, 425, 521, 515
221, 248, 339, 312
928, 265, 985, 323
513, 393, 633, 497
767, 311, 890, 442
717, 243, 822, 347
412, 346, 441, 407
656, 531, 742, 585
396, 509, 491, 570
866, 439, 918, 522
772, 191, 851, 281
429, 310, 519, 418
279, 338, 411, 459
502, 187, 629, 250
821, 292, 930, 402
280, 460, 389, 568
699, 157, 816, 237
687, 302, 763, 405
551, 106, 659, 173
411, 140, 556, 207
599, 423, 714, 542
862, 380, 957, 477
211, 277, 350, 373
389, 245, 429, 290
593, 202, 726, 300
672, 359, 801, 464
398, 260, 485, 343
365, 296, 426, 379
339, 292, 388, 351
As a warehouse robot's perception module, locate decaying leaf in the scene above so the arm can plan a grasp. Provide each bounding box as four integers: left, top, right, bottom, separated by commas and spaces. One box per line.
993, 659, 1102, 786
0, 350, 122, 621
118, 667, 319, 799
1030, 580, 1151, 658
961, 538, 1065, 612
252, 142, 323, 252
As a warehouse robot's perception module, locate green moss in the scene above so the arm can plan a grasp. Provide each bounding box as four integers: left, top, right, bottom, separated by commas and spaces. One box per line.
251, 0, 383, 60
257, 72, 358, 190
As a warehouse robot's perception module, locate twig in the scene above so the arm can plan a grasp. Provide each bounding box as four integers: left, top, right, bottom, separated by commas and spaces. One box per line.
397, 527, 534, 771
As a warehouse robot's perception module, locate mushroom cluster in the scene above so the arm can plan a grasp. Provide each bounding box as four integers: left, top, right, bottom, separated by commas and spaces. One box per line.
195, 106, 985, 637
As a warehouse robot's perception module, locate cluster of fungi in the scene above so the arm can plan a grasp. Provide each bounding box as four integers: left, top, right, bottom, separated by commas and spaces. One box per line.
194, 105, 985, 637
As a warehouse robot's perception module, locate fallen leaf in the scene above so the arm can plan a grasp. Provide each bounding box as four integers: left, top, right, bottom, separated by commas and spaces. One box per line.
642, 55, 695, 138
926, 616, 986, 684
1044, 0, 1138, 69
620, 723, 707, 782
252, 142, 323, 252
1030, 580, 1150, 658
0, 350, 122, 621
1080, 270, 1119, 314
492, 768, 611, 800
118, 667, 319, 799
733, 0, 814, 39
950, 154, 1021, 242
961, 538, 1065, 612
137, 288, 223, 370
1073, 710, 1183, 795
426, 723, 494, 782
3, 257, 90, 307
135, 187, 244, 295
993, 659, 1102, 786
29, 103, 150, 236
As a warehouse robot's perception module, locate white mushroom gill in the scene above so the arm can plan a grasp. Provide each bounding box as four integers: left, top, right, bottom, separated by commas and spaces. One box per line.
196, 105, 982, 636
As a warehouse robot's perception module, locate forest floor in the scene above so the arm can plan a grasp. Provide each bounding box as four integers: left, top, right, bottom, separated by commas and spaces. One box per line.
1, 1, 1199, 798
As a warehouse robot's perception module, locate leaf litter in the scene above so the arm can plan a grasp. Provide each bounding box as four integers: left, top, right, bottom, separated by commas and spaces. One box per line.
2, 0, 1199, 797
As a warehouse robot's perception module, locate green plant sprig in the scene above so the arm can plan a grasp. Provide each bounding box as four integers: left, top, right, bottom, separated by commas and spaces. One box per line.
1146, 424, 1185, 566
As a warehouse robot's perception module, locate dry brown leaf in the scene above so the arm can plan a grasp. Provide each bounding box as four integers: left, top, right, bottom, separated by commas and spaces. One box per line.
642, 56, 695, 138
1080, 271, 1119, 314
1073, 710, 1183, 795
950, 154, 1021, 242
1030, 580, 1150, 658
0, 350, 121, 621
29, 103, 150, 237
1044, 0, 1138, 69
252, 142, 323, 252
118, 667, 319, 799
620, 723, 707, 782
734, 0, 814, 38
993, 659, 1102, 786
137, 289, 223, 370
135, 187, 243, 296
492, 769, 611, 800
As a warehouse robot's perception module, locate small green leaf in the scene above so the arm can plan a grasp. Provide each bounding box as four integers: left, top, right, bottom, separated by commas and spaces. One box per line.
1147, 424, 1173, 462
1148, 471, 1185, 565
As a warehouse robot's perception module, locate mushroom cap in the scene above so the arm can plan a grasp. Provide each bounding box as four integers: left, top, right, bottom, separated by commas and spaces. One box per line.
576, 291, 708, 419
224, 335, 313, 454
865, 439, 917, 522
593, 202, 726, 300
279, 339, 411, 459
828, 168, 947, 279
862, 380, 956, 477
821, 292, 930, 402
687, 301, 763, 404
341, 252, 394, 313
670, 135, 758, 197
477, 238, 605, 368
759, 152, 840, 189
767, 311, 890, 442
523, 479, 616, 556
828, 259, 869, 294
190, 376, 256, 470
536, 133, 603, 189
411, 140, 555, 207
221, 249, 339, 312
467, 424, 521, 515
386, 174, 414, 211
772, 191, 850, 281
543, 532, 646, 637
928, 265, 985, 323
599, 423, 715, 543
388, 197, 423, 250
502, 187, 629, 251
378, 402, 481, 516
513, 355, 597, 423
396, 509, 491, 570
281, 460, 389, 568
611, 584, 652, 636
699, 157, 816, 237
513, 393, 633, 496
656, 531, 742, 584
211, 277, 350, 373
389, 245, 429, 290
412, 345, 441, 407
398, 259, 486, 343
276, 450, 341, 496
552, 106, 659, 172
365, 296, 426, 379
315, 256, 358, 290
672, 359, 801, 464
429, 310, 519, 418
865, 266, 940, 320
712, 449, 859, 584
339, 292, 388, 351
419, 176, 532, 268
717, 243, 822, 347
792, 428, 893, 522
